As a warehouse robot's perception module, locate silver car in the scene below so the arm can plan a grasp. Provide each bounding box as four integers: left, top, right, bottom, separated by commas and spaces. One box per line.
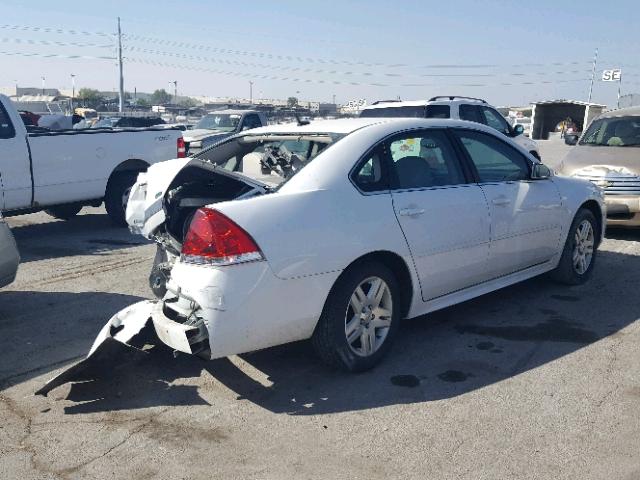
559, 106, 640, 226
0, 214, 20, 287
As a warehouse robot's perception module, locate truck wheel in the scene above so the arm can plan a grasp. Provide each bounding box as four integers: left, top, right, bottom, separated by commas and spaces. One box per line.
44, 204, 82, 220
105, 172, 138, 227
312, 261, 401, 372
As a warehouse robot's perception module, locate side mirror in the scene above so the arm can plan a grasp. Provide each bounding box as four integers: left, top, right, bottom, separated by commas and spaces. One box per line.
512, 124, 524, 136
564, 134, 579, 145
531, 163, 552, 180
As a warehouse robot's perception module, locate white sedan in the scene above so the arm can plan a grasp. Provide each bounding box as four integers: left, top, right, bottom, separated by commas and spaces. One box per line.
38, 118, 605, 394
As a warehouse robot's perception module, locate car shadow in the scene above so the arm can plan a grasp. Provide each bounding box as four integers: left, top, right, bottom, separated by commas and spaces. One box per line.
50, 248, 640, 415
7, 209, 151, 263
0, 290, 145, 390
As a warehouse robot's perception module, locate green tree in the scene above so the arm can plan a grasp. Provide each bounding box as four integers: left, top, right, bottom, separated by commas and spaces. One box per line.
135, 98, 151, 108
178, 97, 199, 108
77, 88, 103, 108
287, 96, 298, 108
151, 89, 172, 105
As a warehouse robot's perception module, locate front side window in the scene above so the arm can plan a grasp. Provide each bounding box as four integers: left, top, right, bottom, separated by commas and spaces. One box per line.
455, 129, 530, 182
481, 107, 511, 135
580, 116, 640, 147
0, 103, 16, 139
388, 130, 465, 189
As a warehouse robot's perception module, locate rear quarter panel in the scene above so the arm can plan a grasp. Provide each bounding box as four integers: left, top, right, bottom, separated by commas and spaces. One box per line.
214, 186, 413, 280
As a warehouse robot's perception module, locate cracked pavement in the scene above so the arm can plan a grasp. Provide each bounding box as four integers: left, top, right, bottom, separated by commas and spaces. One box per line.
0, 141, 639, 479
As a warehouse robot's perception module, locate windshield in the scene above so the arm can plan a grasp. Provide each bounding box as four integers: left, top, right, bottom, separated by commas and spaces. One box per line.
193, 133, 344, 188
194, 113, 241, 131
580, 116, 640, 147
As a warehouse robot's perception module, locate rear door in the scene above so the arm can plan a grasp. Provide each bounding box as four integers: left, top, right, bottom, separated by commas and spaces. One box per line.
386, 129, 491, 300
452, 128, 562, 278
0, 102, 32, 210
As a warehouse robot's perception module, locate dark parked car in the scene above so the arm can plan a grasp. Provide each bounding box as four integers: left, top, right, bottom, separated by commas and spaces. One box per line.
92, 116, 166, 129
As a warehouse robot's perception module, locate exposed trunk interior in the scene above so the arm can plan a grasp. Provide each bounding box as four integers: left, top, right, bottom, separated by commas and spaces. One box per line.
163, 159, 262, 244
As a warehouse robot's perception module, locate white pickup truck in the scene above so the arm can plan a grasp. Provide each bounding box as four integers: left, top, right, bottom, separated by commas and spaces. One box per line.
0, 94, 185, 225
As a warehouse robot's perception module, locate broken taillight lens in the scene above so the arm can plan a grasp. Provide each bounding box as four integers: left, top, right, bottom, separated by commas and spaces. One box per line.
181, 208, 263, 265
177, 137, 186, 158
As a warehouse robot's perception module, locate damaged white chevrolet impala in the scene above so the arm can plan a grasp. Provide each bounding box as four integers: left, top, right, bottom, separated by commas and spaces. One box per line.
38, 117, 605, 395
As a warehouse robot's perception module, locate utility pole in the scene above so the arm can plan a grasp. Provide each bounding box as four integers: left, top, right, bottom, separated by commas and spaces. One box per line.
70, 74, 76, 112
13, 80, 18, 97
41, 76, 45, 96
117, 17, 124, 113
588, 47, 598, 103
249, 81, 253, 104
617, 71, 623, 109
332, 94, 336, 105
170, 80, 177, 103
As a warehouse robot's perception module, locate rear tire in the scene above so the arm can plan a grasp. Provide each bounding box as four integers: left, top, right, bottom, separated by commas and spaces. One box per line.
551, 208, 598, 285
312, 261, 401, 372
105, 171, 138, 227
44, 204, 82, 220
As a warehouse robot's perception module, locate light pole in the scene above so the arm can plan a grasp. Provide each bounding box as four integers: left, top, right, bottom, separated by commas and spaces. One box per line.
169, 80, 178, 104
13, 80, 18, 97
249, 81, 253, 104
70, 74, 76, 113
41, 76, 45, 96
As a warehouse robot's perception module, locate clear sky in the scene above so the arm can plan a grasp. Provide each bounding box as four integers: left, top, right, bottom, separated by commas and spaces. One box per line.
0, 0, 638, 107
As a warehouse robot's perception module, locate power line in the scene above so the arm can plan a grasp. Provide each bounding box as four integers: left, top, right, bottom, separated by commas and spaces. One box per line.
0, 24, 112, 37
126, 56, 590, 89
0, 50, 115, 61
0, 37, 113, 49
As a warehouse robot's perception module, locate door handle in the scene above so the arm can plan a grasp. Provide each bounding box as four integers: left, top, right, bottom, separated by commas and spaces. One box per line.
491, 197, 511, 206
398, 208, 425, 217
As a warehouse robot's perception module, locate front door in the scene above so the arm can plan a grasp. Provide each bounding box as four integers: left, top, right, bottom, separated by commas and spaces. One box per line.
0, 103, 32, 211
387, 129, 491, 301
453, 128, 563, 278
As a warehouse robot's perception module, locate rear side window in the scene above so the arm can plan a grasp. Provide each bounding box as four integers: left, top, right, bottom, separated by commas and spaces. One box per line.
360, 106, 426, 118
455, 129, 530, 182
0, 103, 16, 139
459, 104, 483, 124
388, 130, 465, 189
352, 147, 389, 192
425, 105, 450, 119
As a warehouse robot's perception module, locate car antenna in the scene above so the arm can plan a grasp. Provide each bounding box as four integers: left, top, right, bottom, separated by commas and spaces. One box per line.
295, 113, 310, 126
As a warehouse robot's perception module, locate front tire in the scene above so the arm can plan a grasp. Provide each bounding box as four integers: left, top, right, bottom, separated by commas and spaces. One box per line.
44, 204, 82, 220
105, 172, 138, 227
312, 261, 401, 372
551, 208, 598, 285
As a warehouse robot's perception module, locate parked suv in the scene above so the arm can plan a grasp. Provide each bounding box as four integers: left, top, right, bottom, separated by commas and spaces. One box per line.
360, 96, 540, 158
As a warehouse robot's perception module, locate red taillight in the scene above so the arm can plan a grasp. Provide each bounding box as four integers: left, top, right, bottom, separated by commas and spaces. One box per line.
177, 137, 186, 158
181, 208, 263, 265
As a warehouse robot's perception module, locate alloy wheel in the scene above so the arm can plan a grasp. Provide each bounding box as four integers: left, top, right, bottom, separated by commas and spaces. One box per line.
573, 219, 594, 275
345, 276, 393, 357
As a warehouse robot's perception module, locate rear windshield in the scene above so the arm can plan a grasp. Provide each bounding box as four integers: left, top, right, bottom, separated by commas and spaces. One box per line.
193, 133, 344, 188
360, 106, 426, 118
580, 116, 640, 147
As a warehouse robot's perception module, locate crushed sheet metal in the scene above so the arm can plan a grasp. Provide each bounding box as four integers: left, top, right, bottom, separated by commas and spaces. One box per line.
35, 300, 156, 396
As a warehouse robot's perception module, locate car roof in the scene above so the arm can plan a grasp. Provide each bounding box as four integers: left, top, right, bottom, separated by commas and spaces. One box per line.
362, 97, 488, 110
240, 117, 499, 136
599, 106, 640, 118
204, 109, 259, 115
